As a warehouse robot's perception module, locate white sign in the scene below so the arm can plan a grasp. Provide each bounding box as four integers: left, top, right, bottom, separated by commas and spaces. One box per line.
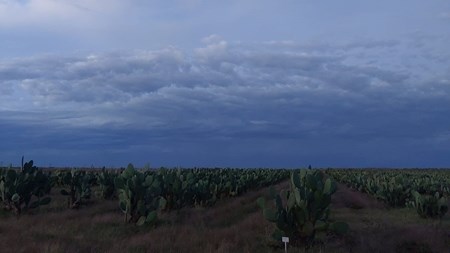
282, 237, 289, 253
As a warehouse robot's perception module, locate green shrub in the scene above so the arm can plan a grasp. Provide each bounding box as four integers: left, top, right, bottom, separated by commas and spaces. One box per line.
408, 190, 448, 218
115, 164, 165, 226
97, 168, 117, 200
0, 159, 51, 216
60, 169, 92, 208
257, 170, 348, 248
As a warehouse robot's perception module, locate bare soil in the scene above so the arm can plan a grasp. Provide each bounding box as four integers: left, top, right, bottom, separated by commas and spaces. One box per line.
331, 183, 386, 209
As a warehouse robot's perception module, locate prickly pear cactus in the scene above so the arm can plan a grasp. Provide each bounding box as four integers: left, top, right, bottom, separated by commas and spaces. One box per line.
60, 169, 92, 209
115, 164, 165, 226
257, 170, 348, 248
97, 168, 117, 200
0, 159, 52, 216
409, 190, 448, 218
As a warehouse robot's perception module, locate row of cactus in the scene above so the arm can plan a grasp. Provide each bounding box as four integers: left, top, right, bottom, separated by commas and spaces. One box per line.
0, 158, 52, 216
110, 165, 290, 225
2, 160, 291, 222
257, 170, 348, 248
407, 191, 448, 218
96, 168, 117, 200
60, 170, 92, 208
52, 167, 117, 200
326, 169, 449, 218
115, 166, 290, 212
115, 164, 165, 225
49, 166, 289, 211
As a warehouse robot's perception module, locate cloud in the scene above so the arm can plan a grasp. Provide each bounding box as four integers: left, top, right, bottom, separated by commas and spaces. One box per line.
201, 34, 223, 44
438, 12, 450, 20
0, 0, 124, 24
0, 0, 84, 26
1, 37, 450, 167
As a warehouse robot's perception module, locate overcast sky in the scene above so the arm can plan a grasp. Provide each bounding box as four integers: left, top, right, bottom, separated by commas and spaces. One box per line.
1, 0, 450, 168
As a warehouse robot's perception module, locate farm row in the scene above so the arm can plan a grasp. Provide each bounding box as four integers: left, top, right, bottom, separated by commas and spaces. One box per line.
326, 169, 449, 218
0, 159, 289, 225
1, 160, 448, 251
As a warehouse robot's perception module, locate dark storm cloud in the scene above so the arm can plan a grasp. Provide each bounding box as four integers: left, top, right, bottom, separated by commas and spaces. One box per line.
1, 38, 450, 167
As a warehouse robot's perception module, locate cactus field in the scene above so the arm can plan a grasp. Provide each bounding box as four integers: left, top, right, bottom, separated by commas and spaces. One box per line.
0, 162, 449, 252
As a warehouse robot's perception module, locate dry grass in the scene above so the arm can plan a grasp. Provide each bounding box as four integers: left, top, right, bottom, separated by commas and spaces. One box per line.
330, 184, 450, 253
0, 181, 448, 253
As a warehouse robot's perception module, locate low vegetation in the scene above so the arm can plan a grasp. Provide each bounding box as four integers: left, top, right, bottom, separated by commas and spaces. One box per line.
257, 170, 348, 248
0, 161, 448, 252
0, 158, 52, 216
326, 169, 449, 219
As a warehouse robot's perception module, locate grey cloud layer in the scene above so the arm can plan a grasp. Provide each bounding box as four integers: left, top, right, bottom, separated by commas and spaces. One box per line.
1, 39, 449, 167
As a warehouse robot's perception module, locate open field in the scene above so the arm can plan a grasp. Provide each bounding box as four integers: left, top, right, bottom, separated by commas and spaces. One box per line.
0, 168, 448, 253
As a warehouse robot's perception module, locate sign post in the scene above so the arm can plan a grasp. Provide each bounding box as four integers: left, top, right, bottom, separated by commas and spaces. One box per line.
282, 237, 289, 253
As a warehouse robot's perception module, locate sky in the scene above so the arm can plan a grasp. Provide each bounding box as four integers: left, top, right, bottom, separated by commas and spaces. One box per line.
1, 0, 450, 168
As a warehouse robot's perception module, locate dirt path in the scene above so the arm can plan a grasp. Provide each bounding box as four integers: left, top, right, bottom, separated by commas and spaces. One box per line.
330, 183, 450, 253
331, 182, 386, 209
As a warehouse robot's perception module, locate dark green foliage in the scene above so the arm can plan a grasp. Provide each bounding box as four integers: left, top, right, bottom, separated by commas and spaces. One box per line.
113, 166, 290, 225
0, 159, 52, 216
257, 170, 348, 248
51, 170, 65, 187
327, 169, 450, 208
156, 169, 196, 210
97, 168, 117, 200
115, 164, 164, 226
1, 161, 290, 223
131, 168, 290, 212
60, 169, 92, 209
408, 190, 448, 219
